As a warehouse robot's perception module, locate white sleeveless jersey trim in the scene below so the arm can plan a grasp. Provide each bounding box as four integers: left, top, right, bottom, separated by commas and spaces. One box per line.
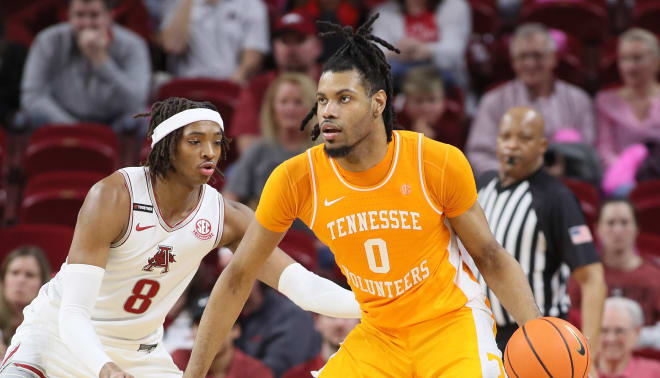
24, 166, 225, 344
417, 133, 443, 215
144, 168, 205, 232
307, 149, 318, 229
110, 169, 135, 248
327, 131, 401, 192
212, 195, 225, 249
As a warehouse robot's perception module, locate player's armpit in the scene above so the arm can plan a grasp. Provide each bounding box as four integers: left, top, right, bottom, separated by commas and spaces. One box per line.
66, 172, 130, 268
448, 202, 541, 326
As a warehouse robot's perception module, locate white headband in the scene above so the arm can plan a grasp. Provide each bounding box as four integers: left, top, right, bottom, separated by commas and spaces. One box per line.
151, 108, 224, 148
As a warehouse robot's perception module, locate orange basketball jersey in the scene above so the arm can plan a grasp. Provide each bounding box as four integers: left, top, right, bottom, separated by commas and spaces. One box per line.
256, 130, 488, 329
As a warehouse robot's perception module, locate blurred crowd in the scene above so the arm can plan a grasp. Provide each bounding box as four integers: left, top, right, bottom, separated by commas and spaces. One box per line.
1, 0, 660, 377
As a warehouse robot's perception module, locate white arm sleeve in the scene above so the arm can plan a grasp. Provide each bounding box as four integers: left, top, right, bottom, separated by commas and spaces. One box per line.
277, 263, 361, 319
59, 264, 113, 376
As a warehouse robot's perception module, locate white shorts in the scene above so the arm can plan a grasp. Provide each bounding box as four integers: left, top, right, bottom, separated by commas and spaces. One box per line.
0, 296, 181, 377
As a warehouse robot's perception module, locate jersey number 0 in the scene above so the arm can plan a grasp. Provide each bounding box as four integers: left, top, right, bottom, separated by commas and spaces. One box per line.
364, 238, 390, 273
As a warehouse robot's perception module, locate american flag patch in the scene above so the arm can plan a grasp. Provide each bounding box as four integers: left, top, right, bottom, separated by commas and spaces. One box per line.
569, 225, 593, 245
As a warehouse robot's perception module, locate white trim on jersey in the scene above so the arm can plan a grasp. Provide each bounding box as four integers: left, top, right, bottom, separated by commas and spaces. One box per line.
307, 149, 318, 229
416, 133, 443, 215
144, 167, 205, 232
111, 169, 135, 248
327, 131, 401, 192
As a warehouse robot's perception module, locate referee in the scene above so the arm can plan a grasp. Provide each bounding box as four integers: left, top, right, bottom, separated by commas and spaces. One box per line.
476, 106, 606, 354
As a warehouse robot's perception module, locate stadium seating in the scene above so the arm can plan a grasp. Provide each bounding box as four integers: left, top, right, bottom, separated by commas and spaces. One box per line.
0, 224, 74, 272
20, 171, 104, 227
561, 178, 599, 231
468, 0, 499, 36
519, 0, 608, 44
278, 229, 319, 272
631, 1, 660, 37
630, 180, 660, 237
23, 123, 119, 179
637, 232, 660, 264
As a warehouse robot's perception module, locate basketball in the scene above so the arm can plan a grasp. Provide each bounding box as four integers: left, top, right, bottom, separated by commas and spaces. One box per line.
504, 317, 590, 378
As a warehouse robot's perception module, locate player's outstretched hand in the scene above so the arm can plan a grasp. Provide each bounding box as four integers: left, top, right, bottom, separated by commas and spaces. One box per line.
99, 362, 134, 378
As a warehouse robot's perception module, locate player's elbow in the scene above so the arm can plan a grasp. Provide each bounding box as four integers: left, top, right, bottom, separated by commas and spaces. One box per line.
470, 239, 505, 274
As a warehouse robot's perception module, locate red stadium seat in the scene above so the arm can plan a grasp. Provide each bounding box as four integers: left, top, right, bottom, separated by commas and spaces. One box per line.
0, 224, 74, 272
278, 229, 319, 272
0, 127, 5, 169
519, 0, 608, 44
637, 233, 660, 264
561, 178, 599, 231
23, 123, 119, 178
20, 171, 104, 227
630, 180, 660, 237
468, 0, 499, 36
631, 1, 660, 37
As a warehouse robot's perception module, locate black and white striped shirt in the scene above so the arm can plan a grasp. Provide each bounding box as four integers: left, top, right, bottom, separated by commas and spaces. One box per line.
477, 169, 600, 327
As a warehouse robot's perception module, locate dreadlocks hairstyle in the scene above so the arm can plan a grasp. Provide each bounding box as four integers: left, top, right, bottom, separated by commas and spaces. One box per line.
300, 13, 400, 142
135, 97, 230, 179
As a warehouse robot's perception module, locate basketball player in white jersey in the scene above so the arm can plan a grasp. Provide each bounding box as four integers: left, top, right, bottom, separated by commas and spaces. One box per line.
0, 97, 360, 378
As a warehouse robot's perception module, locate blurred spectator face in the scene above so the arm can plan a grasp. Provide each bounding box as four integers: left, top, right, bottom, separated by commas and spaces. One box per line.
511, 32, 557, 89
274, 33, 321, 72
597, 201, 638, 257
618, 39, 659, 88
315, 315, 358, 348
404, 0, 429, 11
2, 256, 42, 309
273, 12, 321, 73
68, 0, 111, 36
404, 90, 445, 125
600, 302, 640, 365
274, 81, 309, 136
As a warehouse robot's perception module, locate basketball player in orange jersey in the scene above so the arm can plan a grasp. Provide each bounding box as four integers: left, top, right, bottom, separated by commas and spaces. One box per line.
185, 16, 542, 378
0, 98, 360, 378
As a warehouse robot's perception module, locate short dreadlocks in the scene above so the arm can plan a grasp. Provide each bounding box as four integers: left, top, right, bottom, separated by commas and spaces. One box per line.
301, 13, 400, 142
135, 97, 230, 179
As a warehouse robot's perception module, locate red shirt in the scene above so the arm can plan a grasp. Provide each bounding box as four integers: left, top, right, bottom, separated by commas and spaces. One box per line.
172, 348, 274, 378
598, 356, 660, 378
568, 258, 660, 326
404, 11, 439, 43
282, 355, 325, 378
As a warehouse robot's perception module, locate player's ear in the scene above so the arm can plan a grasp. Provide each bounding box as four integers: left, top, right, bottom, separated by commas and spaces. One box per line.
371, 89, 387, 118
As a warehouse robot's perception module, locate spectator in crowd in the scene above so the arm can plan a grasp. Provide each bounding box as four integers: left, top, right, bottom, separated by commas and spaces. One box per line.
476, 107, 606, 353
159, 0, 269, 84
596, 28, 660, 170
235, 282, 321, 377
0, 21, 28, 127
224, 72, 316, 208
395, 65, 468, 148
370, 0, 471, 91
18, 0, 150, 133
230, 11, 322, 154
291, 0, 361, 61
282, 314, 359, 378
172, 293, 273, 378
0, 246, 51, 356
598, 297, 660, 378
568, 199, 660, 349
467, 23, 595, 175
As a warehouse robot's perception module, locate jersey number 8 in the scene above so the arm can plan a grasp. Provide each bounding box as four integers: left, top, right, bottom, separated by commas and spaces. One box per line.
124, 279, 160, 314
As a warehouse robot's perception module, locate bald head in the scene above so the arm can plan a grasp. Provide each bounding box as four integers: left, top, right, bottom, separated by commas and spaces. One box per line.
496, 107, 548, 185
499, 107, 545, 138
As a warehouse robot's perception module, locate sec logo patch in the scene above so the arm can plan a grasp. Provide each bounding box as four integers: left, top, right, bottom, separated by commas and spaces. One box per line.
193, 219, 213, 240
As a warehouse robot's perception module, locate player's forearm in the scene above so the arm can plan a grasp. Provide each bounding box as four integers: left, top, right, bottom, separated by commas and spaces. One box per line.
577, 264, 606, 353
160, 0, 193, 54
184, 260, 257, 377
478, 247, 541, 326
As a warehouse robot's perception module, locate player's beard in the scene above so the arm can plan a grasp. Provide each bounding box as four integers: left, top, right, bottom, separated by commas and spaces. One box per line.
324, 144, 353, 158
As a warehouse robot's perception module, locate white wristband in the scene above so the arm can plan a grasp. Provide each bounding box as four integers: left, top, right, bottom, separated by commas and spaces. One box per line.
59, 264, 113, 376
278, 263, 361, 319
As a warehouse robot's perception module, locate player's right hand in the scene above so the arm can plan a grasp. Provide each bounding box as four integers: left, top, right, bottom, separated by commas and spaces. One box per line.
99, 362, 134, 378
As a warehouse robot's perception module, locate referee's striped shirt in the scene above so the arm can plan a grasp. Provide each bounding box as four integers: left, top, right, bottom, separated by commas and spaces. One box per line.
476, 169, 600, 327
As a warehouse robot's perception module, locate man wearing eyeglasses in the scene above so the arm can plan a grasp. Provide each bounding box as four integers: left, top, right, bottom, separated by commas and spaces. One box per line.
466, 23, 595, 175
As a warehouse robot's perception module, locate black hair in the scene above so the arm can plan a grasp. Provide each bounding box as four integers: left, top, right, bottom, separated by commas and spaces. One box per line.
135, 97, 230, 179
598, 197, 638, 225
300, 13, 400, 142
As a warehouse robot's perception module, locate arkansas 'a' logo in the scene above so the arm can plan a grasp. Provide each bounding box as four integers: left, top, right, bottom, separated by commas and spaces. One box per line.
143, 245, 176, 274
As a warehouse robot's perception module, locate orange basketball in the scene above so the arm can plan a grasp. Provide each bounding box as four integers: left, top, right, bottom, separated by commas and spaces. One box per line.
504, 317, 591, 378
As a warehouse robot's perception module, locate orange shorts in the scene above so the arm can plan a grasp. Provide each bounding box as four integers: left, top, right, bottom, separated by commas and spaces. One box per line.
315, 306, 506, 378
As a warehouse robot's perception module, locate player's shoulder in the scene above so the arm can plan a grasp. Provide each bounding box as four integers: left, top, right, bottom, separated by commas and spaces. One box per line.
414, 132, 465, 165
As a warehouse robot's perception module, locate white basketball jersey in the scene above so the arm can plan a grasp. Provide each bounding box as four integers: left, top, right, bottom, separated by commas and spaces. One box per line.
36, 166, 224, 343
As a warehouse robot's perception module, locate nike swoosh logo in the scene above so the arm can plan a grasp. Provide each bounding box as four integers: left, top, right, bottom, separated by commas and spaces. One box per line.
136, 224, 155, 232
565, 325, 586, 356
324, 196, 345, 206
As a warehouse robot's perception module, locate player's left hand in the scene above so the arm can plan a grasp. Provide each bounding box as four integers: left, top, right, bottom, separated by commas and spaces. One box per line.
99, 362, 134, 378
